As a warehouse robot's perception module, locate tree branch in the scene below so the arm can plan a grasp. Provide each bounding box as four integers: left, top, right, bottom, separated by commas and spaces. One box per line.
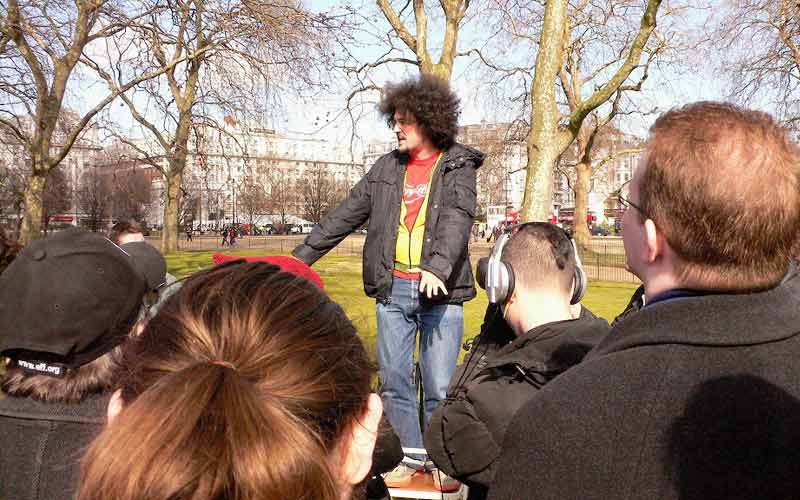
377, 0, 418, 53
566, 0, 662, 135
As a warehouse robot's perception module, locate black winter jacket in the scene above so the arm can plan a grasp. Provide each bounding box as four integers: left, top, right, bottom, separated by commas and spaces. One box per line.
292, 143, 483, 303
489, 268, 800, 500
424, 304, 609, 499
0, 392, 109, 500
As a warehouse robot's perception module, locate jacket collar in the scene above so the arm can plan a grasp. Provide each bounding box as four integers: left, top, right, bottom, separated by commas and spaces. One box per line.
485, 308, 608, 373
593, 267, 800, 357
394, 142, 484, 171
0, 391, 110, 425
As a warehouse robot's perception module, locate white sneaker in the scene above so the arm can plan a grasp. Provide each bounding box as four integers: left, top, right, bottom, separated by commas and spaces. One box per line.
383, 463, 417, 488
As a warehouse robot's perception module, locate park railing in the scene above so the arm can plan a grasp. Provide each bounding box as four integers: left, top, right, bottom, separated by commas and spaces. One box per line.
166, 233, 367, 257
162, 234, 640, 284
468, 236, 639, 284
575, 238, 639, 284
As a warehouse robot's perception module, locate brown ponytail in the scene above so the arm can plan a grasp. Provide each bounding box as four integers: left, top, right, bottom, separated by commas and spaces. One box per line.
79, 261, 374, 500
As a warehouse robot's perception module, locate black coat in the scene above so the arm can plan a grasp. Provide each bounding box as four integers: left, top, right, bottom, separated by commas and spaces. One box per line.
0, 392, 109, 500
424, 305, 609, 498
292, 143, 483, 303
488, 268, 800, 500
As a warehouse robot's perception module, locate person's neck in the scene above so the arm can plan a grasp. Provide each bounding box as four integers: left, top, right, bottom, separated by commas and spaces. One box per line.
409, 143, 438, 161
511, 292, 573, 337
642, 269, 683, 302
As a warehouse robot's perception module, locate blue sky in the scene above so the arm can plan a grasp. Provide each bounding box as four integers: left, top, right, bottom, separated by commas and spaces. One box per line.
83, 0, 769, 150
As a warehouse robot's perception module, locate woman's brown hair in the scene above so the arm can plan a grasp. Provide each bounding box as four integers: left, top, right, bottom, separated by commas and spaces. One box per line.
79, 261, 375, 500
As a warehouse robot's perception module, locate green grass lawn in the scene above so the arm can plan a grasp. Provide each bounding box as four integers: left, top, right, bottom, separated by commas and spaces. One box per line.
165, 250, 639, 359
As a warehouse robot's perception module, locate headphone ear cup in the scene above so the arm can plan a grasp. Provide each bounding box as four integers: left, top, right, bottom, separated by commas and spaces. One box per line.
571, 265, 587, 305
569, 237, 587, 305
476, 257, 489, 290
504, 262, 515, 303
491, 261, 514, 304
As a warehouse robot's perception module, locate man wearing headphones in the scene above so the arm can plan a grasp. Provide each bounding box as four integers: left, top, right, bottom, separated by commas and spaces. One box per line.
424, 222, 609, 499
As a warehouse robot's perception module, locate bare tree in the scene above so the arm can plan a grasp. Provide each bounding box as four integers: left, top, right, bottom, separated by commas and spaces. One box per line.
517, 0, 662, 223
78, 167, 113, 233
458, 122, 527, 221
0, 160, 27, 236
468, 1, 663, 223
41, 167, 72, 234
95, 0, 336, 251
373, 0, 474, 81
111, 168, 152, 223
266, 168, 297, 232
0, 0, 191, 243
237, 175, 268, 231
300, 163, 348, 224
717, 0, 800, 123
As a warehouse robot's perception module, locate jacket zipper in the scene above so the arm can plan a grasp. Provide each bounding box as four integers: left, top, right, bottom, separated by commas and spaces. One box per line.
419, 156, 447, 264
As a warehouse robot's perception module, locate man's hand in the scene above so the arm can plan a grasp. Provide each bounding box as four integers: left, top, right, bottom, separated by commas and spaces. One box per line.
419, 269, 447, 298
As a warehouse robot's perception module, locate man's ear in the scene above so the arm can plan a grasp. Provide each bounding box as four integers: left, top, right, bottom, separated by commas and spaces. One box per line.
341, 393, 383, 486
107, 389, 124, 423
644, 218, 663, 263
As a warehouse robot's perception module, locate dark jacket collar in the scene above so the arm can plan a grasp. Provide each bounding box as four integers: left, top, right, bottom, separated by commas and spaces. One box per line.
393, 142, 484, 170
0, 391, 110, 425
485, 307, 610, 374
592, 268, 800, 357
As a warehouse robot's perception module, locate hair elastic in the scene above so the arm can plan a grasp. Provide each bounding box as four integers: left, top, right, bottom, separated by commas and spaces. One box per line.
210, 360, 237, 371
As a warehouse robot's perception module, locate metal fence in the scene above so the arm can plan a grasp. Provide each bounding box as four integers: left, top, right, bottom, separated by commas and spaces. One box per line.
468, 236, 639, 284
158, 233, 640, 284
161, 234, 366, 256
577, 238, 639, 283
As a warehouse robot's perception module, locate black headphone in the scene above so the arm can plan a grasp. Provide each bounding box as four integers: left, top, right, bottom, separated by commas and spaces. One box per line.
476, 223, 587, 305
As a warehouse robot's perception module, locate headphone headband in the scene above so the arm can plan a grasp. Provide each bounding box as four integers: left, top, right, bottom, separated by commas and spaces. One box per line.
476, 223, 587, 305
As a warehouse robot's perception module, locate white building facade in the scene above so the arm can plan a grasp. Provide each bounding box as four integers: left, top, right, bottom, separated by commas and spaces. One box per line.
133, 118, 364, 229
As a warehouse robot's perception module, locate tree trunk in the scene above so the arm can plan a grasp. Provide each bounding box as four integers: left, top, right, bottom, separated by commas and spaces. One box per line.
161, 169, 183, 252
160, 107, 192, 252
520, 0, 568, 223
420, 60, 454, 82
574, 161, 592, 248
19, 169, 46, 243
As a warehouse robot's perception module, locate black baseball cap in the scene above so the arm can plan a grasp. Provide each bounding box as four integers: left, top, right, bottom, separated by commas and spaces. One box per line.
121, 241, 167, 291
0, 228, 147, 373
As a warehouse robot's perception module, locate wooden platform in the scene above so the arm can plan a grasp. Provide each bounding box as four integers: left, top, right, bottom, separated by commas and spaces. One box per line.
386, 471, 468, 499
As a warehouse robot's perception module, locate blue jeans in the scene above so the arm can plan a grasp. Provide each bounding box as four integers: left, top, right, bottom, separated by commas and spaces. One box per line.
376, 276, 464, 464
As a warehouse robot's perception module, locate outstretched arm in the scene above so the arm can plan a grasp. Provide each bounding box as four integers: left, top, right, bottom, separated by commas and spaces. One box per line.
292, 175, 372, 266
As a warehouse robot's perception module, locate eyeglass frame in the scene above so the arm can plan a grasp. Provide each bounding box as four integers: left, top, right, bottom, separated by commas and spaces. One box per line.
613, 180, 647, 218
617, 192, 646, 214
388, 110, 418, 131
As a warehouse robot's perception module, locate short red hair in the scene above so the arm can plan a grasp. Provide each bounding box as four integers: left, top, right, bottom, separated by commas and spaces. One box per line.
641, 102, 800, 291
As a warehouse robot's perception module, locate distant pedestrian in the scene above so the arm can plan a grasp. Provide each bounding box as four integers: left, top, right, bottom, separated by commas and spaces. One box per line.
108, 220, 145, 246
221, 227, 229, 246
185, 227, 193, 242
229, 227, 237, 246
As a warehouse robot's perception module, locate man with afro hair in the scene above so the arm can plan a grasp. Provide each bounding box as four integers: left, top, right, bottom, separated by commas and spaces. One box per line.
294, 75, 483, 490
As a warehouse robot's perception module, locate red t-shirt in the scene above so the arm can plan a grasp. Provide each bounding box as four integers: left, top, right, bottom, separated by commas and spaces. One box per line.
402, 152, 439, 230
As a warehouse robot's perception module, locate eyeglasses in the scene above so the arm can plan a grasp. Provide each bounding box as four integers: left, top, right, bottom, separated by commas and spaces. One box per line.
617, 192, 645, 214
390, 114, 416, 130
